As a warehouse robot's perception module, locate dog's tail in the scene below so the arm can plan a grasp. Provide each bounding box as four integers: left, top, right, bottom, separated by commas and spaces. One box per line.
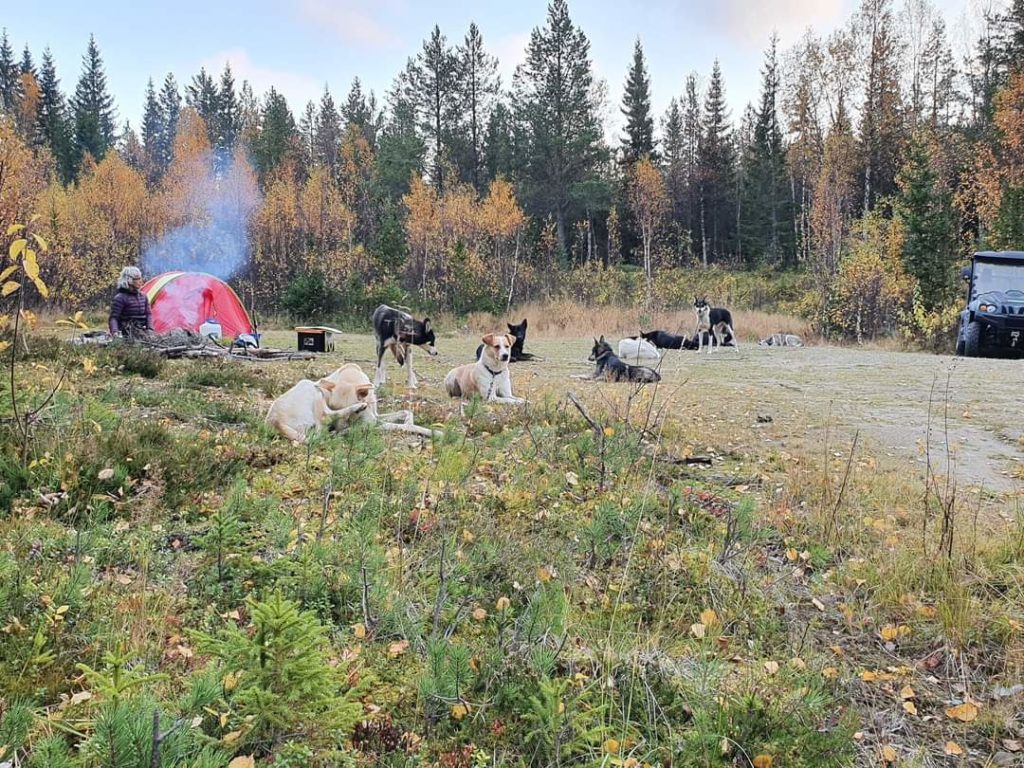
443, 370, 462, 398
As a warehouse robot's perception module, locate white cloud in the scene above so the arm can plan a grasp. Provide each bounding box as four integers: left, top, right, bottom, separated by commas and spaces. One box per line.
200, 48, 325, 110
297, 0, 402, 48
707, 0, 846, 46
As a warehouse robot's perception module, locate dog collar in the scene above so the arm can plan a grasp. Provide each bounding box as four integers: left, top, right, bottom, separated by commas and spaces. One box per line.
483, 363, 502, 377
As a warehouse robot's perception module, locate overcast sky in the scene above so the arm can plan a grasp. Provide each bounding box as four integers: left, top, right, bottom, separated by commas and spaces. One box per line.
2, 0, 1004, 144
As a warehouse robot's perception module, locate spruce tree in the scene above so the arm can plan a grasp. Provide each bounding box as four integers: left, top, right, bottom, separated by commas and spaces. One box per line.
516, 0, 605, 256
298, 100, 317, 171
186, 67, 220, 143
119, 121, 145, 171
455, 22, 499, 191
662, 98, 687, 259
342, 77, 377, 144
697, 61, 736, 264
682, 73, 702, 250
141, 77, 164, 179
376, 69, 425, 200
620, 39, 656, 165
0, 29, 21, 114
19, 44, 35, 79
70, 34, 117, 166
483, 100, 516, 183
34, 47, 72, 179
158, 73, 181, 172
897, 132, 956, 311
238, 79, 259, 139
217, 62, 239, 151
316, 86, 342, 177
252, 87, 296, 181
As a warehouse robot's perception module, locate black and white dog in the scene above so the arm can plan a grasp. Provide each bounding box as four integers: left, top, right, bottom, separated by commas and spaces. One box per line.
581, 336, 661, 383
641, 327, 734, 351
476, 318, 535, 362
693, 296, 739, 353
372, 304, 438, 389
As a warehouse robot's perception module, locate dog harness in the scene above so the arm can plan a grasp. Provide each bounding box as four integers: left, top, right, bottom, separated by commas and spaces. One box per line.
482, 363, 502, 399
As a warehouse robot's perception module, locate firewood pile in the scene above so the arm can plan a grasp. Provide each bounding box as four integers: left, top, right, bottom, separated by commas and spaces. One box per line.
72, 329, 316, 361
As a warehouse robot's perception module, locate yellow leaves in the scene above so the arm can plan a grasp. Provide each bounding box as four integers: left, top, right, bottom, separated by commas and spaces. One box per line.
879, 624, 911, 642
699, 608, 718, 627
752, 755, 774, 768
6, 223, 25, 236
822, 667, 839, 680
224, 671, 240, 692
496, 596, 511, 612
603, 738, 621, 755
603, 426, 615, 438
763, 660, 780, 676
472, 607, 488, 622
387, 640, 410, 658
228, 757, 256, 768
944, 701, 979, 722
352, 623, 367, 639
1, 281, 20, 297
899, 685, 915, 700
222, 730, 242, 744
690, 623, 706, 639
536, 566, 553, 583
461, 528, 475, 544
0, 265, 16, 282
9, 238, 27, 260
450, 703, 468, 720
902, 701, 918, 716
943, 741, 964, 756
881, 744, 898, 763
82, 358, 97, 375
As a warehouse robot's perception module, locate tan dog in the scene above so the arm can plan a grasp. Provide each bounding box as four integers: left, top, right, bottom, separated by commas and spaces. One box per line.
323, 363, 441, 438
444, 333, 525, 404
265, 378, 367, 443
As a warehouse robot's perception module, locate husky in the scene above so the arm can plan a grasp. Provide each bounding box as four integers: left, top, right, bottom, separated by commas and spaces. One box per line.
323, 363, 441, 438
475, 318, 535, 362
372, 304, 438, 389
583, 336, 661, 383
617, 336, 661, 363
693, 296, 739, 354
447, 333, 526, 404
759, 333, 804, 348
640, 329, 687, 350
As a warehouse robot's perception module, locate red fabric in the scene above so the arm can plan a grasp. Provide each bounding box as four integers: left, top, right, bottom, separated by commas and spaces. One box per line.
141, 272, 254, 338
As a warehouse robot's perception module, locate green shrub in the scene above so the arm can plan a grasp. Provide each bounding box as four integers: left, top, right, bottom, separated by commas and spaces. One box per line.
283, 270, 342, 322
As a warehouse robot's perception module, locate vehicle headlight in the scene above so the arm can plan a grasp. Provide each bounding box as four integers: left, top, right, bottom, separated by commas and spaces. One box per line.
979, 303, 996, 312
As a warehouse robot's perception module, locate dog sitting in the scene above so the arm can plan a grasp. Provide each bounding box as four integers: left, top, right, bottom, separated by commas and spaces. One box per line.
759, 333, 804, 347
265, 378, 368, 443
693, 296, 739, 353
446, 333, 526, 404
475, 318, 535, 363
323, 363, 441, 437
372, 304, 437, 389
581, 336, 661, 383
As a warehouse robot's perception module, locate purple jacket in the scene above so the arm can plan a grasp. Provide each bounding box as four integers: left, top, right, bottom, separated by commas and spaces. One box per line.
109, 288, 153, 335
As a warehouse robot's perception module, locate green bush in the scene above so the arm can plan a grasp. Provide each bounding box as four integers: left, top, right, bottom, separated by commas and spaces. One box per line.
282, 270, 342, 322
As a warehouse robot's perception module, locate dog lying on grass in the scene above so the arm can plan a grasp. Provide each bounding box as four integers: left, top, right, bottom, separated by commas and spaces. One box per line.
475, 318, 535, 363
579, 336, 661, 383
323, 363, 442, 437
446, 333, 526, 404
265, 378, 368, 443
758, 333, 804, 347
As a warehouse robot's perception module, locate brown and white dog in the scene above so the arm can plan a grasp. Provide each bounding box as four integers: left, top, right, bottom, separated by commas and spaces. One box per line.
444, 333, 526, 404
265, 378, 368, 443
323, 363, 441, 438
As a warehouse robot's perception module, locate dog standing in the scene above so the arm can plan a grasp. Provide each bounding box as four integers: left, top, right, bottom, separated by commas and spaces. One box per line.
372, 304, 437, 389
265, 378, 367, 443
446, 333, 525, 404
582, 336, 661, 383
759, 333, 803, 347
693, 296, 739, 353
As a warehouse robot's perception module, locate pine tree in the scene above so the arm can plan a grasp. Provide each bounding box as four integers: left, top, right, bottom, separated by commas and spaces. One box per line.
70, 34, 117, 167
158, 73, 181, 174
1004, 0, 1024, 74
376, 69, 425, 200
515, 0, 605, 256
119, 121, 145, 172
342, 77, 377, 144
19, 44, 35, 79
238, 79, 260, 140
483, 100, 516, 183
316, 86, 342, 177
620, 39, 656, 165
784, 31, 824, 267
186, 67, 220, 145
217, 62, 239, 151
697, 60, 736, 264
252, 87, 297, 181
682, 73, 702, 252
897, 132, 956, 310
141, 77, 164, 180
661, 98, 688, 260
298, 100, 317, 172
411, 26, 458, 191
0, 29, 22, 115
455, 22, 499, 191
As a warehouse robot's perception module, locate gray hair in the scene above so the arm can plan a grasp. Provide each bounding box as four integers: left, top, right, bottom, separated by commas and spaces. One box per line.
117, 266, 143, 290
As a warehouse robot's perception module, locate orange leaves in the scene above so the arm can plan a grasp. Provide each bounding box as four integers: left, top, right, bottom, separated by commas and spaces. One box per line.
944, 701, 979, 722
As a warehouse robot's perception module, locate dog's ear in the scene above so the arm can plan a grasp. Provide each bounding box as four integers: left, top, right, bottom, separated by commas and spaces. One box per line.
317, 378, 336, 391
422, 317, 431, 331
355, 384, 372, 400
521, 318, 527, 328
505, 333, 515, 348
508, 323, 515, 333
599, 334, 606, 343
481, 333, 495, 347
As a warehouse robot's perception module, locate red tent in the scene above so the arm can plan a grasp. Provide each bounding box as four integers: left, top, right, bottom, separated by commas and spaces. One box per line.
141, 271, 254, 338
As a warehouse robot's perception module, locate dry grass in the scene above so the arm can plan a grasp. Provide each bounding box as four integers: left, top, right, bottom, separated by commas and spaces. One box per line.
463, 300, 815, 343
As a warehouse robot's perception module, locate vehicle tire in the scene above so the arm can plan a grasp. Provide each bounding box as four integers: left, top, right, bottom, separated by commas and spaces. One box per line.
955, 336, 965, 356
963, 320, 983, 357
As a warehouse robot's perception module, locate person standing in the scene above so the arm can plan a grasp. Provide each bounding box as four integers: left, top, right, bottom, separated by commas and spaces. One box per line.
108, 266, 153, 338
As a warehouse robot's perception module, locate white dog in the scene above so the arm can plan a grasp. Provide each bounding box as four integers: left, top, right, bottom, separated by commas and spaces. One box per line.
758, 333, 804, 347
444, 333, 525, 404
265, 378, 368, 443
323, 363, 440, 438
617, 336, 661, 363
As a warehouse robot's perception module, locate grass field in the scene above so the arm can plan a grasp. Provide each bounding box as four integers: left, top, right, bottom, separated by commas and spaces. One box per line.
0, 325, 1021, 767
